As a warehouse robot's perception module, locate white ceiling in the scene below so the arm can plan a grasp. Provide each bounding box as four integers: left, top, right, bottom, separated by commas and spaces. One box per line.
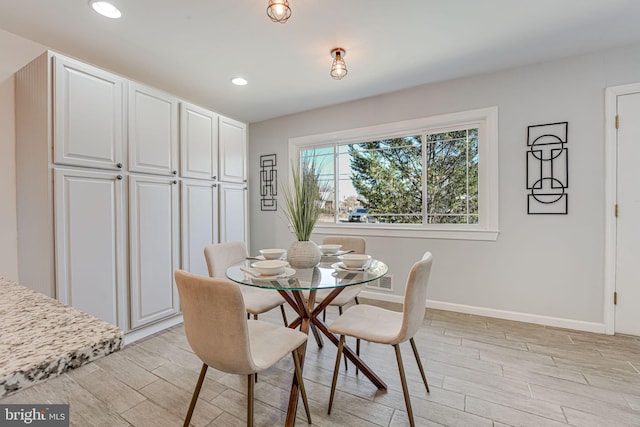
1, 0, 640, 123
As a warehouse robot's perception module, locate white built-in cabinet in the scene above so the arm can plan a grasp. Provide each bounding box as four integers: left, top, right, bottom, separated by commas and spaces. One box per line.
128, 82, 179, 176
219, 116, 247, 183
217, 116, 248, 243
53, 168, 127, 327
181, 180, 219, 277
53, 55, 124, 170
180, 103, 218, 180
16, 51, 248, 338
219, 182, 248, 244
179, 103, 248, 247
129, 175, 180, 328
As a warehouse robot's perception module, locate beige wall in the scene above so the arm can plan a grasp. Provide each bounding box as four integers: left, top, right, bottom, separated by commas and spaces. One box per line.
0, 29, 45, 280
0, 76, 17, 280
249, 43, 640, 331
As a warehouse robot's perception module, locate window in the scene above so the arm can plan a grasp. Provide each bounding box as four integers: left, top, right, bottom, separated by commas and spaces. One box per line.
289, 107, 499, 241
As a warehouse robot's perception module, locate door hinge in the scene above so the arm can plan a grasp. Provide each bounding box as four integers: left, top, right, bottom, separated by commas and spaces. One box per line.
615, 204, 619, 217
615, 115, 619, 129
614, 291, 617, 305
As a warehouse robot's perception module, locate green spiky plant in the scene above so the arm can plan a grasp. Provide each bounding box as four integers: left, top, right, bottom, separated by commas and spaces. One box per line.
282, 161, 325, 241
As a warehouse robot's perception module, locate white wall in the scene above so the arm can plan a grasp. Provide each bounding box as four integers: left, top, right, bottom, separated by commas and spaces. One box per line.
0, 29, 45, 281
248, 43, 640, 331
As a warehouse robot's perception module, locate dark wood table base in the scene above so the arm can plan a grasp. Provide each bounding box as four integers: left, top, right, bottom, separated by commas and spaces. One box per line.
278, 288, 387, 426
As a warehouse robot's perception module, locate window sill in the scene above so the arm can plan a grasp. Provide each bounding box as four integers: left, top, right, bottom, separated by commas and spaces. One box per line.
306, 224, 499, 241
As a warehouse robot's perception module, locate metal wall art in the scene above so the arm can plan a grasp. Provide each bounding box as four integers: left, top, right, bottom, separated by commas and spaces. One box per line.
260, 154, 278, 211
526, 122, 568, 214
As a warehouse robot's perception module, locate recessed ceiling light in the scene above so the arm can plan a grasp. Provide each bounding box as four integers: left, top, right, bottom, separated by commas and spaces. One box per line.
90, 1, 122, 19
231, 77, 248, 86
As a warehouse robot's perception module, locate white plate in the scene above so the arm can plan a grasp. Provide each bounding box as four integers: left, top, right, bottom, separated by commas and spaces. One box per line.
244, 267, 296, 279
331, 262, 370, 272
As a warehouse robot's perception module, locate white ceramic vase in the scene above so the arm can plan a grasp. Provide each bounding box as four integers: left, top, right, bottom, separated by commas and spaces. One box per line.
287, 240, 322, 268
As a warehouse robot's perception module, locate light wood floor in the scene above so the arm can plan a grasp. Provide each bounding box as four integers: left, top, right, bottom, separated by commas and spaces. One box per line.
3, 299, 640, 426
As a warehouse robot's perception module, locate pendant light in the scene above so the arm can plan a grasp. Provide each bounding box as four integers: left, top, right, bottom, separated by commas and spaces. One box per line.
267, 0, 291, 23
330, 48, 347, 80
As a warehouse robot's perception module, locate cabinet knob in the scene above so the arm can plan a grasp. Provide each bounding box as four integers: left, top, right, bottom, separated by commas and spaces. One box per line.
243, 187, 247, 191
243, 179, 247, 183
172, 170, 177, 175
116, 163, 123, 169
116, 175, 123, 180
172, 180, 177, 184
212, 175, 217, 180
213, 184, 217, 188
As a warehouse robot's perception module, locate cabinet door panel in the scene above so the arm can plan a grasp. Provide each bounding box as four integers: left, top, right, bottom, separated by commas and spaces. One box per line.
129, 175, 180, 328
219, 116, 247, 183
219, 182, 247, 244
128, 83, 178, 175
181, 180, 218, 276
54, 56, 123, 169
180, 103, 218, 180
54, 168, 126, 328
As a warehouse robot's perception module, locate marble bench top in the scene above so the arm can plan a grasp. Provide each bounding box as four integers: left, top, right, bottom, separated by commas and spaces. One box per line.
0, 277, 123, 397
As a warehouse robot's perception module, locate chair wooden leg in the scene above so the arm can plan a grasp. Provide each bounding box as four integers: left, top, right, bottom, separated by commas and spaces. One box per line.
327, 335, 345, 414
253, 314, 258, 320
394, 344, 415, 427
410, 337, 429, 393
280, 305, 288, 326
343, 342, 349, 371
184, 363, 208, 427
337, 306, 349, 371
355, 338, 360, 375
292, 348, 312, 424
354, 296, 360, 305
247, 373, 254, 427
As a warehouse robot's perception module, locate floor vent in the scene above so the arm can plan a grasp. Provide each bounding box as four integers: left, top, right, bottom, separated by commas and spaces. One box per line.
366, 275, 393, 291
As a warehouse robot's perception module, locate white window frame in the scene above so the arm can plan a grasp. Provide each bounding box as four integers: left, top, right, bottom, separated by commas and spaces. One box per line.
288, 106, 499, 241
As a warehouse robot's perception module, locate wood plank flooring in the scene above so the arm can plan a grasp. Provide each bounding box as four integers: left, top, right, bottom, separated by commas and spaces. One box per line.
3, 299, 640, 426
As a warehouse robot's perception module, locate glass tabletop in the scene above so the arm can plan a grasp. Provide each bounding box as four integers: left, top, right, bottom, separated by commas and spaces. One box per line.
226, 258, 388, 291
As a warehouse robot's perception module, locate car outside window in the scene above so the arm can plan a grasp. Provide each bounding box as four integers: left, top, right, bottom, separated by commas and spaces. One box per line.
348, 208, 368, 222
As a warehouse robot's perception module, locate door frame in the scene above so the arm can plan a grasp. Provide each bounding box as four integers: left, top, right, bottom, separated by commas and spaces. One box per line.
603, 82, 640, 334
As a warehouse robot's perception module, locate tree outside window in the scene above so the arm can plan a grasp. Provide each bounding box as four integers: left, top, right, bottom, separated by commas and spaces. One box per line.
300, 127, 479, 225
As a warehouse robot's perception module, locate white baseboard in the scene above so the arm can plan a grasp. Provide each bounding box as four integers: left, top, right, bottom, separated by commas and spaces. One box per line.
124, 314, 184, 345
426, 300, 606, 334
359, 291, 607, 334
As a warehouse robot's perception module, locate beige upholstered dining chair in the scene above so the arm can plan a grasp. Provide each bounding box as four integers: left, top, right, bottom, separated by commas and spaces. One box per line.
317, 236, 367, 317
175, 270, 312, 427
204, 241, 288, 326
327, 252, 433, 427
314, 236, 367, 370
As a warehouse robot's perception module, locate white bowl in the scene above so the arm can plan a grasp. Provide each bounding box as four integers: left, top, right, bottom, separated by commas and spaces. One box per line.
259, 248, 286, 260
338, 254, 371, 269
318, 244, 342, 255
252, 260, 288, 275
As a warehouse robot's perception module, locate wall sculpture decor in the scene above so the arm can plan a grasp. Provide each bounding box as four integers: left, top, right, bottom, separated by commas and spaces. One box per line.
526, 121, 568, 214
260, 154, 278, 211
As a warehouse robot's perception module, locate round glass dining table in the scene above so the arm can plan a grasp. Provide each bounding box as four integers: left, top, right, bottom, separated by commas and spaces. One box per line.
226, 257, 389, 426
